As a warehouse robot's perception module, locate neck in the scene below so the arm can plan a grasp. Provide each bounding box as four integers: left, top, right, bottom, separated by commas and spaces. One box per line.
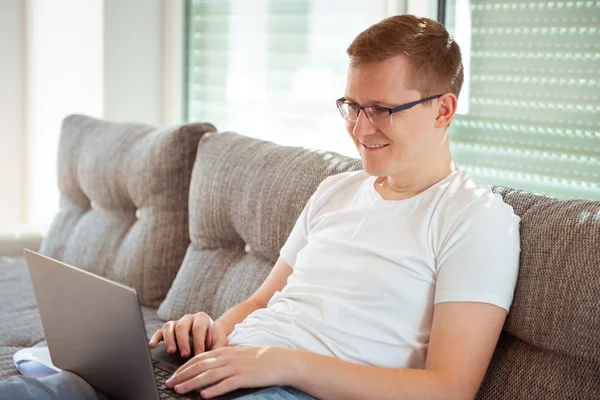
378, 159, 457, 200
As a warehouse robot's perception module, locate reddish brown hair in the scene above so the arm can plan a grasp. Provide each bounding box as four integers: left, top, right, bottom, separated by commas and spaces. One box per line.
347, 15, 463, 100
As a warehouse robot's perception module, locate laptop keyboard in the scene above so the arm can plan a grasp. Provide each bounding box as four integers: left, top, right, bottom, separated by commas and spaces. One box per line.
153, 361, 200, 399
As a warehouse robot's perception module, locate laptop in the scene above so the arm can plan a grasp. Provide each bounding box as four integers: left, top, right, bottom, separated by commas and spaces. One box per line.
23, 250, 264, 400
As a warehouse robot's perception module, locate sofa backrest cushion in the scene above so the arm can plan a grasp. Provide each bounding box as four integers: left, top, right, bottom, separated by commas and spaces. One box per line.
157, 132, 362, 319
477, 186, 600, 399
40, 115, 216, 307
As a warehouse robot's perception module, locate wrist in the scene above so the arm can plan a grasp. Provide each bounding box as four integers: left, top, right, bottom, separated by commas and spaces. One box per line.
213, 319, 232, 336
276, 348, 308, 387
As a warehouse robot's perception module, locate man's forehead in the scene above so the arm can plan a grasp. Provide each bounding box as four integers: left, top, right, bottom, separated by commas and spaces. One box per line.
345, 59, 412, 105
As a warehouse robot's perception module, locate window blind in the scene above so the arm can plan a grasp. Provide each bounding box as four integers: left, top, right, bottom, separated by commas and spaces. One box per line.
184, 0, 402, 155
443, 0, 600, 200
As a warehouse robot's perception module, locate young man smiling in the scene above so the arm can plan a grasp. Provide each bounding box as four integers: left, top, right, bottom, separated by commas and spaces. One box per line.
0, 14, 520, 400
151, 15, 520, 400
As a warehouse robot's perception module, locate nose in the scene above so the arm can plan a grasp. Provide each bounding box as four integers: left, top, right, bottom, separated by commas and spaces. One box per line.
352, 109, 378, 140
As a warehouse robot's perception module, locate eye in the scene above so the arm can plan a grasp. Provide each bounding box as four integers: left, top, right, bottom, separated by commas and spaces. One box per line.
371, 107, 389, 117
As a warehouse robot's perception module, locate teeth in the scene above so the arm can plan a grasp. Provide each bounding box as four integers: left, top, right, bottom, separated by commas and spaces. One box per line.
363, 144, 387, 148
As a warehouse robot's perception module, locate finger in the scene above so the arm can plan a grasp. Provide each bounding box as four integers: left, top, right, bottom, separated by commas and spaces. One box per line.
177, 347, 227, 374
173, 347, 228, 381
191, 315, 210, 354
162, 322, 177, 354
167, 356, 225, 389
175, 315, 194, 357
200, 376, 243, 399
173, 366, 234, 395
148, 329, 163, 347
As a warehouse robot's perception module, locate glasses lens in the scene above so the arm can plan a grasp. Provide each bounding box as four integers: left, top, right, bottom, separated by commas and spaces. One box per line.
365, 107, 391, 127
337, 101, 358, 121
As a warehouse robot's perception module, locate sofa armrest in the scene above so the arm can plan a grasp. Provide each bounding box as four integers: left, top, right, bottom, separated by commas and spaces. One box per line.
0, 226, 43, 257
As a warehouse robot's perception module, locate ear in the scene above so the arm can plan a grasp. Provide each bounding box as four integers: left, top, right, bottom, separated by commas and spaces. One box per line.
435, 93, 458, 129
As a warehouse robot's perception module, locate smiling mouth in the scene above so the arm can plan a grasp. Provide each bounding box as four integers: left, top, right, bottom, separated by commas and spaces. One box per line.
362, 143, 389, 149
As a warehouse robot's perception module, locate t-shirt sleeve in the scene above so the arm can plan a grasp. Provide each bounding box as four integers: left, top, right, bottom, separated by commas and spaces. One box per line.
279, 195, 313, 268
279, 174, 345, 268
434, 195, 521, 312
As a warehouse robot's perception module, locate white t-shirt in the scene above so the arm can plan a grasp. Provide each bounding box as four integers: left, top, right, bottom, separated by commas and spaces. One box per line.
227, 169, 520, 369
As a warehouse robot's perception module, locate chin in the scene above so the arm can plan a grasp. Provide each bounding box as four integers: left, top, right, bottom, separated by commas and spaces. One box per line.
360, 159, 387, 177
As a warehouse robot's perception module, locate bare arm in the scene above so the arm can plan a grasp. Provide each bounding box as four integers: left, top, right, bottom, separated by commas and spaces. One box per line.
284, 302, 507, 400
168, 301, 508, 398
215, 257, 293, 336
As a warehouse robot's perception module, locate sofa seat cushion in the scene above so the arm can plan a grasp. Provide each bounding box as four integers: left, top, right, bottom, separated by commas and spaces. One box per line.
0, 258, 44, 348
0, 347, 22, 380
39, 115, 217, 307
158, 132, 362, 320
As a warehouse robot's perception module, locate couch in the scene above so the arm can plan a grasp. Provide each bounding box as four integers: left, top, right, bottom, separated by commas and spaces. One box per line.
1, 115, 598, 399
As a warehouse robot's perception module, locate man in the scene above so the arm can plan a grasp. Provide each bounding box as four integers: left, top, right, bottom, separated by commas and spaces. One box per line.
1, 15, 520, 400
150, 14, 520, 400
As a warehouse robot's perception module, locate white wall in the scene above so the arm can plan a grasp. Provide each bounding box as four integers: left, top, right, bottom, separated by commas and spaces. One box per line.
25, 0, 104, 227
18, 0, 173, 229
407, 0, 438, 19
103, 0, 164, 125
0, 0, 26, 226
162, 0, 184, 125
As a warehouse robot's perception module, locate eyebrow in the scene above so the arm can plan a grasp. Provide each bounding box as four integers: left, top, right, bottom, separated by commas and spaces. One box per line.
343, 96, 394, 107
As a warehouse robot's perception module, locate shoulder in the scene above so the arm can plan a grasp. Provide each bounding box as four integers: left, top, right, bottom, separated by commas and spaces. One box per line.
312, 170, 369, 199
444, 170, 517, 217
302, 170, 369, 218
435, 170, 520, 237
319, 169, 368, 188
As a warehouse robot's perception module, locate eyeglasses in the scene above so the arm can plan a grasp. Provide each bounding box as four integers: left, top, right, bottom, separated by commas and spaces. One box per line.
336, 94, 442, 128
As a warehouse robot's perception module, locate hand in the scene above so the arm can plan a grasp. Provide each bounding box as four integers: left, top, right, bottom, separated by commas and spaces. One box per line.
148, 312, 228, 357
165, 346, 293, 398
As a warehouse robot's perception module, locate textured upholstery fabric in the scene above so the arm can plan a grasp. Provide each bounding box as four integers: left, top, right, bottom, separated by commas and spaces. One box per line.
0, 347, 22, 380
478, 332, 600, 399
0, 257, 166, 380
0, 258, 44, 350
39, 115, 216, 307
476, 187, 600, 399
494, 187, 600, 364
157, 132, 363, 320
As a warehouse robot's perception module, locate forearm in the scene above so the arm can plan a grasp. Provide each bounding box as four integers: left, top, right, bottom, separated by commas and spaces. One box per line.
215, 300, 261, 336
284, 349, 458, 400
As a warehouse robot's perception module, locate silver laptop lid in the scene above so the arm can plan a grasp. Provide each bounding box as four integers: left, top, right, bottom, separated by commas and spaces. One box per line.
23, 250, 160, 400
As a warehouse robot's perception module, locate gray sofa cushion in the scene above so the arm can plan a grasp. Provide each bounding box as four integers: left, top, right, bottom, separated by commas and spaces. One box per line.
39, 115, 216, 307
478, 331, 600, 399
0, 258, 43, 351
477, 188, 600, 399
157, 132, 362, 320
493, 188, 600, 365
0, 347, 22, 380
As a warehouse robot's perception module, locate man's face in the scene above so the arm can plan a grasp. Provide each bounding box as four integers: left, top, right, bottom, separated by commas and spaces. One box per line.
343, 55, 443, 178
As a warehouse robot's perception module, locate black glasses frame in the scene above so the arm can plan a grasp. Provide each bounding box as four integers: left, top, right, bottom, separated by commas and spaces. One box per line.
336, 94, 443, 123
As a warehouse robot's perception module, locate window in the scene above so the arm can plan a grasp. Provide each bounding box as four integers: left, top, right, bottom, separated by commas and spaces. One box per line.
183, 0, 405, 156
183, 0, 599, 200
443, 0, 600, 200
